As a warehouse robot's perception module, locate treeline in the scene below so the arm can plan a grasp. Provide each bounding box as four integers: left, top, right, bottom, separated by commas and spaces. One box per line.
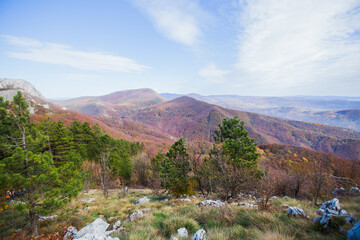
0, 92, 143, 235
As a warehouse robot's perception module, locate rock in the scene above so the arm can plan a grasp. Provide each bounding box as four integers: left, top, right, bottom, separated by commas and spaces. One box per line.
177, 227, 188, 238
192, 229, 206, 240
63, 226, 78, 240
332, 187, 346, 195
161, 198, 169, 202
350, 187, 360, 195
75, 218, 109, 239
129, 210, 144, 221
76, 233, 119, 240
81, 198, 95, 203
191, 195, 197, 198
134, 196, 150, 205
173, 238, 179, 240
287, 206, 307, 217
180, 198, 191, 202
314, 198, 357, 228
197, 200, 225, 208
84, 207, 91, 211
238, 202, 257, 208
348, 220, 360, 240
113, 220, 121, 230
282, 196, 291, 199
270, 196, 278, 201
317, 198, 341, 214
39, 215, 58, 221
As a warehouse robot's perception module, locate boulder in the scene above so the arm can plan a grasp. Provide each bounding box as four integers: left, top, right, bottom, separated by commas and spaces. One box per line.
314, 198, 357, 228
192, 229, 206, 240
270, 196, 278, 201
197, 200, 225, 208
238, 202, 257, 208
75, 218, 109, 239
129, 210, 144, 221
63, 226, 78, 240
177, 227, 188, 238
134, 196, 150, 205
180, 198, 191, 202
39, 215, 58, 221
287, 206, 307, 217
348, 221, 360, 240
282, 196, 291, 199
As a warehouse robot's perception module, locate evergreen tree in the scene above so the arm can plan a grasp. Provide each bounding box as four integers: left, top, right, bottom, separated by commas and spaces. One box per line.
154, 138, 192, 196
0, 92, 82, 236
208, 117, 262, 199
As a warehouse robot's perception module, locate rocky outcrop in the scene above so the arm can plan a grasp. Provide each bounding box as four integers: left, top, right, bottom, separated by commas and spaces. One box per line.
350, 187, 360, 195
177, 227, 188, 238
192, 229, 206, 240
287, 207, 307, 218
63, 226, 78, 240
129, 210, 144, 221
313, 198, 357, 227
197, 200, 225, 208
134, 196, 150, 205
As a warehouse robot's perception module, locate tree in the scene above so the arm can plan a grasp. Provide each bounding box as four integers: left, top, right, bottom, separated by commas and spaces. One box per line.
0, 92, 82, 236
154, 138, 192, 197
207, 117, 262, 199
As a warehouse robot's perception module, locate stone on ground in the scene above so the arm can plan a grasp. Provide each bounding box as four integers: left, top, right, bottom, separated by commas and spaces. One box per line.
192, 229, 206, 240
197, 200, 225, 208
134, 196, 150, 205
287, 206, 307, 217
177, 227, 188, 238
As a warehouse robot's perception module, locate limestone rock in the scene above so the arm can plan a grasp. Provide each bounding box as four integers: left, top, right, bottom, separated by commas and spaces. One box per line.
192, 229, 206, 240
350, 187, 360, 195
75, 218, 109, 239
63, 226, 78, 240
177, 227, 188, 238
197, 200, 225, 208
113, 220, 121, 230
287, 207, 307, 217
81, 198, 95, 203
134, 196, 150, 205
129, 210, 144, 221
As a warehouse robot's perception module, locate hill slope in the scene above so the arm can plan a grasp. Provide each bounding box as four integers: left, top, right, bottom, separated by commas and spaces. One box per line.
58, 88, 167, 116
130, 96, 360, 159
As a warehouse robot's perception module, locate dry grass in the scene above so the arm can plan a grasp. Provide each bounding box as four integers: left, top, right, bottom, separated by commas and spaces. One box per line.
3, 189, 357, 240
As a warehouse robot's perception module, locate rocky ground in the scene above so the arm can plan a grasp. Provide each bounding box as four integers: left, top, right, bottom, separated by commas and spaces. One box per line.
5, 189, 360, 240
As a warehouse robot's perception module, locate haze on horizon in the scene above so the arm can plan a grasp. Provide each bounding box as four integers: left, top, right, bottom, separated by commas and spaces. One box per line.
0, 0, 359, 99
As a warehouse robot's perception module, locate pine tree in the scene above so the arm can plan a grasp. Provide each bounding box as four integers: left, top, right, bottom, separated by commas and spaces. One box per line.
154, 138, 192, 196
208, 117, 262, 199
0, 92, 82, 236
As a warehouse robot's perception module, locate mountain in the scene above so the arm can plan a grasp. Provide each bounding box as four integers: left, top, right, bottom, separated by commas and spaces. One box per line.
160, 93, 360, 131
0, 78, 50, 113
58, 88, 167, 117
128, 96, 360, 159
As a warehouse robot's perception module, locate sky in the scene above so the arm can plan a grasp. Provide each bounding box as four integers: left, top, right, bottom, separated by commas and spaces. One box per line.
0, 0, 360, 98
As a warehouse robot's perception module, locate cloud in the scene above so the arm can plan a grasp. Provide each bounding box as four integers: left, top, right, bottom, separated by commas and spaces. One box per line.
133, 0, 206, 46
235, 0, 360, 89
3, 36, 149, 72
198, 64, 230, 83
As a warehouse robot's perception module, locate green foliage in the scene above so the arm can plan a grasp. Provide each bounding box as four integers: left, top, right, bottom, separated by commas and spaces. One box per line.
154, 138, 192, 197
199, 117, 262, 199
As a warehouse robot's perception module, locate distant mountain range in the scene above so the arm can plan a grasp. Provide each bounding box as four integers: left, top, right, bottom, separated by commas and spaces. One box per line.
1, 78, 359, 160
160, 93, 360, 131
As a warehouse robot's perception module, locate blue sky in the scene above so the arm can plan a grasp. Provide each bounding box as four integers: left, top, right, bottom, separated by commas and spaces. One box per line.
0, 0, 359, 98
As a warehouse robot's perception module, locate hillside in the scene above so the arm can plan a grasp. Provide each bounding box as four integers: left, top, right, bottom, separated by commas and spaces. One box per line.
160, 93, 360, 131
129, 96, 360, 159
58, 88, 167, 116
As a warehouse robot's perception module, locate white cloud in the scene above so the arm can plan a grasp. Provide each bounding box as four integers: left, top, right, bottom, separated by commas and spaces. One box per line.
3, 36, 149, 72
198, 64, 230, 83
235, 0, 360, 90
133, 0, 206, 46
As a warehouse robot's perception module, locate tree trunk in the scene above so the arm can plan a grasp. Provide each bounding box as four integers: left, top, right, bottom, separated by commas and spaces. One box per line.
29, 206, 38, 237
